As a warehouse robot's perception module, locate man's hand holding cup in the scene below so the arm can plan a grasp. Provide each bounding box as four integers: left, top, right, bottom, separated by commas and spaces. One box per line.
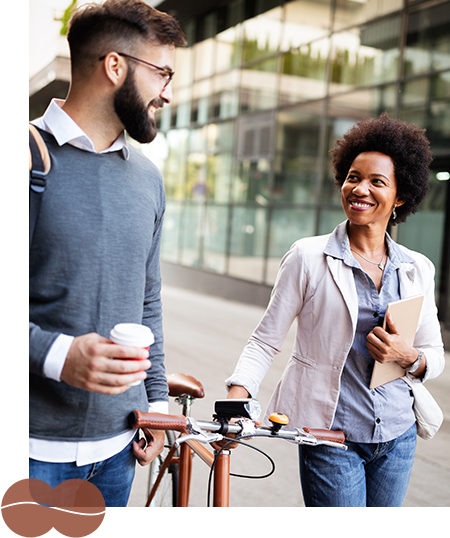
61, 323, 154, 394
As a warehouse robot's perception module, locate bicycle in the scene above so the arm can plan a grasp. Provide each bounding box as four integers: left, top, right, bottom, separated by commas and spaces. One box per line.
131, 373, 346, 507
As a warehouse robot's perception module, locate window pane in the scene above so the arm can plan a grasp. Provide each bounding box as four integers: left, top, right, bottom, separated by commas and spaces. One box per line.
173, 46, 193, 89
207, 153, 233, 202
228, 206, 267, 282
180, 203, 203, 267
193, 38, 215, 81
280, 39, 329, 104
240, 57, 279, 113
203, 205, 228, 273
186, 127, 208, 200
210, 70, 240, 120
327, 85, 397, 120
174, 86, 191, 128
163, 129, 189, 199
161, 201, 182, 262
334, 0, 403, 31
330, 17, 401, 92
215, 26, 243, 72
207, 121, 234, 153
318, 207, 346, 235
404, 1, 450, 76
191, 79, 212, 125
281, 0, 332, 50
242, 7, 283, 63
205, 122, 234, 202
274, 107, 321, 203
232, 159, 271, 203
399, 72, 450, 153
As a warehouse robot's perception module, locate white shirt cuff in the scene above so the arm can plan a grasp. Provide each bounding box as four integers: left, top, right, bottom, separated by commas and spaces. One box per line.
148, 400, 169, 414
43, 334, 74, 381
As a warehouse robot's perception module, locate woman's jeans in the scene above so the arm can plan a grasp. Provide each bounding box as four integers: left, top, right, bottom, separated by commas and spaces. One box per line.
29, 436, 137, 507
299, 423, 417, 507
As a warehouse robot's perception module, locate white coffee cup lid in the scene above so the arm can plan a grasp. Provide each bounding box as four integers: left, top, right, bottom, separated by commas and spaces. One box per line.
109, 323, 154, 347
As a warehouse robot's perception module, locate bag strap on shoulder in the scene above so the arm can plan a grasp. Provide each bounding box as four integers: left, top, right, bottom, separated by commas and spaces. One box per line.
29, 124, 51, 191
29, 124, 51, 246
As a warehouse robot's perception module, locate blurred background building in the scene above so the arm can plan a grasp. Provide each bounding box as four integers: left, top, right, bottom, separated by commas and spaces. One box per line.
29, 0, 450, 339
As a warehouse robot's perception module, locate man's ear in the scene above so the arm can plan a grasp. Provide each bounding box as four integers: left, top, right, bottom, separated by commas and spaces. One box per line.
100, 52, 128, 86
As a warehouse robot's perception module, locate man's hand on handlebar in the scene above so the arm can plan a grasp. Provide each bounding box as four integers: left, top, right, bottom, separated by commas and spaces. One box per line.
133, 428, 165, 466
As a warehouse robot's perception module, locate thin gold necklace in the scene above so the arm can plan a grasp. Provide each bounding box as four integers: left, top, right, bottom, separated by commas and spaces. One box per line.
350, 247, 386, 271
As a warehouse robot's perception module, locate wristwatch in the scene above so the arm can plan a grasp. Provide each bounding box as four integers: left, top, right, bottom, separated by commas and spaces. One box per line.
407, 349, 423, 374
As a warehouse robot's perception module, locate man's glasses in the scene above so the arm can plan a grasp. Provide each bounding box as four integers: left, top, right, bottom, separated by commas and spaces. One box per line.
99, 52, 174, 90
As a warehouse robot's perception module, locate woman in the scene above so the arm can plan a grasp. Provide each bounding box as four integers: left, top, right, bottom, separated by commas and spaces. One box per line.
224, 113, 445, 507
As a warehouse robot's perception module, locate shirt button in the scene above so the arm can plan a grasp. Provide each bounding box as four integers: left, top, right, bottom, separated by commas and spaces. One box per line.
376, 418, 381, 424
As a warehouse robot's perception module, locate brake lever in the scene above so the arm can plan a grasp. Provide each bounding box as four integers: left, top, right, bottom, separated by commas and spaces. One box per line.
294, 427, 319, 445
174, 417, 224, 447
174, 431, 224, 447
294, 428, 347, 450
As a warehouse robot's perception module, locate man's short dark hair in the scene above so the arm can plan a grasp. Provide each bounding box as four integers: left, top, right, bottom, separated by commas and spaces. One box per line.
67, 0, 187, 75
330, 112, 433, 225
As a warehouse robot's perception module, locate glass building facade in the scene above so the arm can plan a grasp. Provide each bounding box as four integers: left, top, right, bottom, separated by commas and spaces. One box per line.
140, 0, 450, 328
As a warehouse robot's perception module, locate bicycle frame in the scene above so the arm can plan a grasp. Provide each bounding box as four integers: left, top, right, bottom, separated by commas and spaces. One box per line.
145, 428, 230, 507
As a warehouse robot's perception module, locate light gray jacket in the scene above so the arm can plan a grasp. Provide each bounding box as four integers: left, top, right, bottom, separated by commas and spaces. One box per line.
226, 222, 445, 430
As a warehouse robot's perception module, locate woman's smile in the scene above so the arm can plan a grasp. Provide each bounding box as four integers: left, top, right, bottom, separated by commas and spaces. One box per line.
348, 200, 374, 210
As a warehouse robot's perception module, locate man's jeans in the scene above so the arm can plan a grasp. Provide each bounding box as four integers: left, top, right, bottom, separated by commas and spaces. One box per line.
29, 436, 137, 507
299, 423, 417, 507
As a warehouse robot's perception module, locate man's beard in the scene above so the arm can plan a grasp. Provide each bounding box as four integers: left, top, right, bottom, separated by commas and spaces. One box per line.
113, 69, 160, 144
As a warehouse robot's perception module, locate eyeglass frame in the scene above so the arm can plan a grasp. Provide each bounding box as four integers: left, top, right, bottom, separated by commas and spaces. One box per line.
98, 52, 174, 90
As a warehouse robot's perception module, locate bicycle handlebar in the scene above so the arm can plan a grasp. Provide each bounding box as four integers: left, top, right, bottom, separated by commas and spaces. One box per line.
131, 410, 188, 432
130, 410, 346, 449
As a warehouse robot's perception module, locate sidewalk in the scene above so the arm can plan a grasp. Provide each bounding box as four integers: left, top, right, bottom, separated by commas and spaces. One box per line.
128, 285, 450, 507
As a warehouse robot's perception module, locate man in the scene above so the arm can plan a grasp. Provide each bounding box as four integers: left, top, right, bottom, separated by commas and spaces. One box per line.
29, 0, 186, 506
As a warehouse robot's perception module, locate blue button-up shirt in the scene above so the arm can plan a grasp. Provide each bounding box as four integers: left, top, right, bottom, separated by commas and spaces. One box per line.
327, 230, 416, 443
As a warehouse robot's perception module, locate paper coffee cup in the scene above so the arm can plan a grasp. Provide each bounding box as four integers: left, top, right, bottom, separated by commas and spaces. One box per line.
109, 323, 154, 386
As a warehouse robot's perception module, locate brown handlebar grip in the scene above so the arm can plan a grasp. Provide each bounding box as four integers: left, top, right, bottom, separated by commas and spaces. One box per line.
130, 411, 187, 432
303, 427, 345, 444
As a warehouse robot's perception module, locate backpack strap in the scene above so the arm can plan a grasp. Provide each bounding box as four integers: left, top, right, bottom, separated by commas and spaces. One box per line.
29, 124, 51, 246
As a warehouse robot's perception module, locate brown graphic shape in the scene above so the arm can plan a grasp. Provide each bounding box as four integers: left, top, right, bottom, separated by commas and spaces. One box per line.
29, 478, 105, 508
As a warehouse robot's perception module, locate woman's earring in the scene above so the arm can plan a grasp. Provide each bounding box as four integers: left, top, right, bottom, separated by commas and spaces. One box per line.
392, 204, 397, 220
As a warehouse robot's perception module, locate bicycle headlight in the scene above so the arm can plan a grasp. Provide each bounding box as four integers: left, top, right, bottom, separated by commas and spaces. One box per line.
214, 398, 262, 420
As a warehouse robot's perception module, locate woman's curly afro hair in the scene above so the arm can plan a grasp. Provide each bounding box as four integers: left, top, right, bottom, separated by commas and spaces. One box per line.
330, 112, 432, 225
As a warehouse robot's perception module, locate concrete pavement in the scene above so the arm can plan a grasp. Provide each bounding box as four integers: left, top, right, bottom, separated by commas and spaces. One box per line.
128, 285, 450, 507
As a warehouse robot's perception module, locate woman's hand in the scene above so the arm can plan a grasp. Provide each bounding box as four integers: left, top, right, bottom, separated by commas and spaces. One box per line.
366, 313, 426, 377
210, 385, 258, 451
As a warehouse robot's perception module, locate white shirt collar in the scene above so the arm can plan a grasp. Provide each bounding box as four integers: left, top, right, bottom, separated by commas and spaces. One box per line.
31, 98, 130, 160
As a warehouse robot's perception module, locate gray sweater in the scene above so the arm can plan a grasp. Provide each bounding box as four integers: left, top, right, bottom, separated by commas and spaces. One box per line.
29, 130, 167, 442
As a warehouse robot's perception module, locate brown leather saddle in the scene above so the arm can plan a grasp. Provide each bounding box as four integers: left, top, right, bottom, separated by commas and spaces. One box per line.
167, 373, 205, 400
